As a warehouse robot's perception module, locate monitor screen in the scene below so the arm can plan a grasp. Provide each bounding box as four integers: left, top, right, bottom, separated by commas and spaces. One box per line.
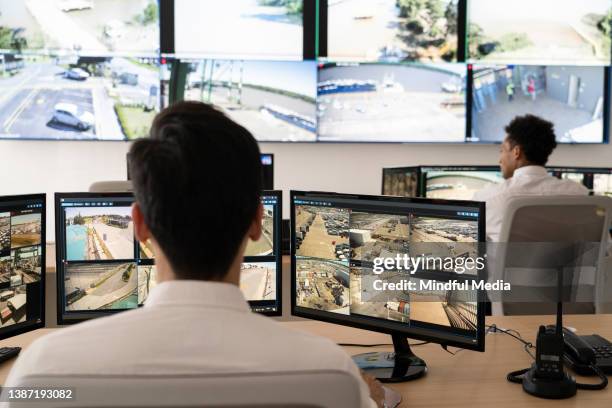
0, 53, 162, 141
548, 167, 612, 196
317, 62, 467, 142
0, 0, 159, 56
381, 167, 420, 197
0, 194, 45, 339
325, 0, 460, 62
183, 59, 316, 142
174, 0, 303, 60
469, 64, 607, 144
261, 154, 274, 190
56, 191, 282, 323
242, 191, 283, 314
291, 191, 485, 350
420, 166, 503, 200
467, 0, 611, 65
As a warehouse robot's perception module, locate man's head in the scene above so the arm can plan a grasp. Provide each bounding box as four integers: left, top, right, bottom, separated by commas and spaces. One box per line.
128, 101, 263, 281
499, 114, 557, 179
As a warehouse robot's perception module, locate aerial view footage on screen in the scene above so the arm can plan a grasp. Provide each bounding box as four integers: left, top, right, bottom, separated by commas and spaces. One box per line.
175, 0, 303, 59
0, 210, 42, 328
327, 0, 459, 62
186, 60, 316, 142
240, 262, 277, 302
294, 201, 479, 331
317, 62, 466, 142
470, 65, 605, 143
0, 54, 160, 140
0, 0, 159, 55
468, 0, 611, 65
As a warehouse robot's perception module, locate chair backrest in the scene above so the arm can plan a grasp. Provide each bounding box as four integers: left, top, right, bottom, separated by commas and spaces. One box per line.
7, 370, 362, 408
492, 195, 612, 315
88, 180, 133, 193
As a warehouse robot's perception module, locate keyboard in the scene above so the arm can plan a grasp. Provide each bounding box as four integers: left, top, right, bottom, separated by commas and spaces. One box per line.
0, 347, 20, 364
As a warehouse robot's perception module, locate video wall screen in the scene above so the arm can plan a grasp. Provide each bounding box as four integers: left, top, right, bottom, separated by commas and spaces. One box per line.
467, 0, 611, 65
173, 0, 304, 60
0, 0, 159, 56
0, 53, 162, 141
317, 62, 467, 142
470, 64, 607, 143
184, 59, 316, 142
325, 0, 460, 62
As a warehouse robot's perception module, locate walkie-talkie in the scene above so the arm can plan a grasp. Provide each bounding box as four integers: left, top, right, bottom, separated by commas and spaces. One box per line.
534, 325, 565, 380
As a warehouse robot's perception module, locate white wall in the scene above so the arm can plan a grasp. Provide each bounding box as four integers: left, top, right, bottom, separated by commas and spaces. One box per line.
1, 140, 611, 241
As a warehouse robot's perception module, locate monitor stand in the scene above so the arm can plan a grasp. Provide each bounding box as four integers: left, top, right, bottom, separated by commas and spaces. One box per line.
352, 334, 427, 383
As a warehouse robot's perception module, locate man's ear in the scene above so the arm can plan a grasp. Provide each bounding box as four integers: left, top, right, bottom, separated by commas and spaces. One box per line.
512, 144, 522, 161
132, 202, 151, 243
248, 203, 263, 242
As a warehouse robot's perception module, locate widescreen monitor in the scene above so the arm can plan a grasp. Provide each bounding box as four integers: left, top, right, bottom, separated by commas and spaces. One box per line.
0, 53, 162, 141
183, 59, 316, 142
469, 64, 609, 144
420, 166, 503, 200
173, 0, 304, 60
381, 167, 420, 197
317, 62, 467, 142
0, 194, 45, 339
291, 191, 485, 380
56, 191, 282, 324
467, 0, 611, 65
324, 0, 461, 62
0, 0, 159, 56
547, 167, 612, 197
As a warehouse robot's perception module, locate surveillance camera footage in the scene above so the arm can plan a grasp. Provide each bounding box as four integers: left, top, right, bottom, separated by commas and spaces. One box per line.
0, 53, 161, 140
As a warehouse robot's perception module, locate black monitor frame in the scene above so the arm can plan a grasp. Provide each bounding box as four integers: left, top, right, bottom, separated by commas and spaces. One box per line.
0, 194, 46, 340
290, 190, 486, 352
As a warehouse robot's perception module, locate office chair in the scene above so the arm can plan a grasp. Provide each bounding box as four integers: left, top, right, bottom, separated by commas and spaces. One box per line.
490, 195, 612, 315
88, 180, 133, 193
7, 370, 362, 408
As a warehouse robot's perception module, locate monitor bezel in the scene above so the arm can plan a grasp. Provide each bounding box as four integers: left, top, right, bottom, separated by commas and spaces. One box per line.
261, 153, 275, 191
290, 190, 486, 352
0, 193, 46, 340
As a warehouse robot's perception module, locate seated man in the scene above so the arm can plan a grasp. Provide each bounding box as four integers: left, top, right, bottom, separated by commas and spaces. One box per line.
474, 114, 587, 241
4, 102, 382, 408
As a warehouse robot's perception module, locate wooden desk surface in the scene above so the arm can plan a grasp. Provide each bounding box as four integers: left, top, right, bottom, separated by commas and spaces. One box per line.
0, 316, 610, 407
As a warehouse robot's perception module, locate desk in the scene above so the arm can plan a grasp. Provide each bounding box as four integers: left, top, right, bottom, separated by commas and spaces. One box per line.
0, 316, 610, 407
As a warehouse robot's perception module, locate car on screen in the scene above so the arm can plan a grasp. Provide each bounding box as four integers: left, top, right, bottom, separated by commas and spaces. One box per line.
51, 103, 95, 131
64, 68, 90, 81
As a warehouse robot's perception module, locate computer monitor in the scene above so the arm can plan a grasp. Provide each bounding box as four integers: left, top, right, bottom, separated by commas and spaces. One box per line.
0, 194, 45, 340
317, 62, 467, 142
467, 0, 611, 65
381, 167, 420, 197
291, 191, 486, 381
547, 167, 612, 197
261, 154, 274, 190
420, 166, 504, 200
127, 153, 274, 189
182, 59, 317, 142
173, 0, 304, 60
56, 191, 282, 324
322, 0, 462, 63
469, 64, 609, 144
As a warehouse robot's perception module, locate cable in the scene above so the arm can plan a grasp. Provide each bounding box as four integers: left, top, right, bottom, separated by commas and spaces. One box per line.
486, 324, 535, 359
576, 364, 608, 391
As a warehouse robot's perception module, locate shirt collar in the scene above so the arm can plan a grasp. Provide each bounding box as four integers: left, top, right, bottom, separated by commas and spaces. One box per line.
513, 165, 548, 178
144, 280, 251, 313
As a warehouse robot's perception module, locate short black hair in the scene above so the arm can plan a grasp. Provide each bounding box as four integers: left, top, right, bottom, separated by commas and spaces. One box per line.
505, 114, 557, 166
128, 101, 262, 280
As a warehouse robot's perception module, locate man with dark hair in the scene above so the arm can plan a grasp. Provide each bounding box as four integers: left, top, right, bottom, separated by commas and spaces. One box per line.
474, 114, 587, 241
4, 102, 383, 408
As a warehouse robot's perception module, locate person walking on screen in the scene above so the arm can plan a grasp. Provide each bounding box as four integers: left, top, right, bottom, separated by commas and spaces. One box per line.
527, 77, 536, 101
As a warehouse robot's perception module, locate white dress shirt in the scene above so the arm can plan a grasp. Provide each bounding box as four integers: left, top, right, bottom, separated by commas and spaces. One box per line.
4, 281, 376, 408
473, 165, 588, 242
